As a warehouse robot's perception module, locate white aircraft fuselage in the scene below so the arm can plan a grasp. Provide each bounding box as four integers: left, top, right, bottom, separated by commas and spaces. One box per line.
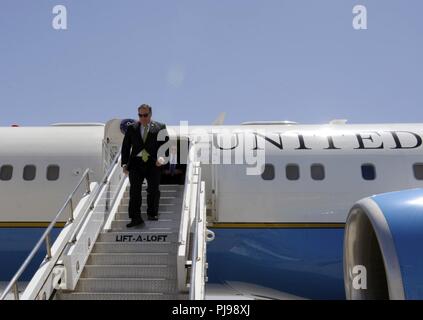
2, 120, 423, 299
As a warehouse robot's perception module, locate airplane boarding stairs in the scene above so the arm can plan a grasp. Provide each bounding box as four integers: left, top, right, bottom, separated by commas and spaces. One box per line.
56, 184, 186, 300
0, 150, 209, 300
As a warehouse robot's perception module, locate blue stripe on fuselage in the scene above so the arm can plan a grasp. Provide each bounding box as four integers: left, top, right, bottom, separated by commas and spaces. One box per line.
0, 228, 61, 281
207, 228, 346, 300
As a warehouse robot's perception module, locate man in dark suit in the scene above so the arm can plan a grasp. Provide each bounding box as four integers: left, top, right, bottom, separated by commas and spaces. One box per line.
121, 104, 168, 227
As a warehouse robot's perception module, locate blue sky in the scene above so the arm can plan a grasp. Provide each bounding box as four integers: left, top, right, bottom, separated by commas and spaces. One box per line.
0, 0, 422, 126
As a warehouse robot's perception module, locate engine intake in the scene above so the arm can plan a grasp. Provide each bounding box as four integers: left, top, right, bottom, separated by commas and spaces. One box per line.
344, 188, 423, 300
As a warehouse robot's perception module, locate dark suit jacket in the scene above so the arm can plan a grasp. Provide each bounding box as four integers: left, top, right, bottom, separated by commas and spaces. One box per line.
121, 121, 168, 170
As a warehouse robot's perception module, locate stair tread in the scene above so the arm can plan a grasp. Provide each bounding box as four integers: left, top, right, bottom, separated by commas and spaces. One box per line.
118, 203, 177, 207
61, 292, 179, 295
113, 218, 181, 223
100, 231, 176, 234
56, 292, 188, 300
122, 196, 177, 199
95, 241, 176, 244
79, 277, 172, 281
84, 264, 173, 267
116, 211, 180, 214
89, 252, 171, 255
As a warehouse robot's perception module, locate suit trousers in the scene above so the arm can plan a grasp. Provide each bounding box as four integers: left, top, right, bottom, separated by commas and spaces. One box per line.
128, 158, 161, 220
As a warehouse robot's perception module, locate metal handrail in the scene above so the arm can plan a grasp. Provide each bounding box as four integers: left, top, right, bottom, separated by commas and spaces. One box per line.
178, 160, 195, 245
0, 168, 91, 300
102, 140, 119, 174
68, 152, 123, 243
0, 151, 122, 300
189, 168, 202, 300
176, 143, 207, 298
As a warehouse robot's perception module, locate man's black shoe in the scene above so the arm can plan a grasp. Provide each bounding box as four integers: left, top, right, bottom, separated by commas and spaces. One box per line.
147, 215, 159, 221
126, 219, 145, 228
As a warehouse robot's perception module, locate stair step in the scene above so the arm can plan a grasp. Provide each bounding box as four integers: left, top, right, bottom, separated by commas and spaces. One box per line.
126, 189, 181, 194
116, 209, 176, 214
123, 192, 184, 199
111, 219, 180, 230
87, 253, 175, 266
56, 292, 187, 300
118, 204, 177, 211
92, 242, 178, 254
120, 197, 180, 205
75, 278, 178, 293
115, 212, 180, 221
127, 185, 184, 191
98, 231, 178, 243
81, 265, 177, 279
109, 225, 174, 232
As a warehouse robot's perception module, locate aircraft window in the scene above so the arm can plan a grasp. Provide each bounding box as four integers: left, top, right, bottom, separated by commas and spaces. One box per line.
413, 163, 423, 180
361, 164, 376, 180
261, 164, 275, 181
0, 165, 13, 181
23, 165, 36, 181
286, 164, 300, 181
311, 164, 325, 180
47, 165, 60, 181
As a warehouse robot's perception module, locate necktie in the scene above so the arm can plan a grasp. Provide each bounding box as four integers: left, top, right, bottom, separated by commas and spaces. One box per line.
142, 125, 148, 142
141, 126, 149, 162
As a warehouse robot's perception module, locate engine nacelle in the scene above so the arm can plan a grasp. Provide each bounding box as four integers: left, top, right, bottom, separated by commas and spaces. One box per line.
344, 188, 423, 300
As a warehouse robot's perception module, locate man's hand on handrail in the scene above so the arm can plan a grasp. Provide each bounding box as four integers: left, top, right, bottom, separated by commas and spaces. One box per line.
122, 164, 129, 176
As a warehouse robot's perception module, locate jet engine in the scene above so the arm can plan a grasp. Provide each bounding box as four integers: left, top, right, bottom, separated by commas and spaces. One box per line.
344, 188, 423, 300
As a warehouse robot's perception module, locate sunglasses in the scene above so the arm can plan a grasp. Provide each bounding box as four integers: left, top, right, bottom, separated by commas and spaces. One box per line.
138, 113, 150, 118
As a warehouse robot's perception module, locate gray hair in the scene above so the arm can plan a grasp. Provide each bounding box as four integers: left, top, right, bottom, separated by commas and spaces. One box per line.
138, 104, 152, 114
